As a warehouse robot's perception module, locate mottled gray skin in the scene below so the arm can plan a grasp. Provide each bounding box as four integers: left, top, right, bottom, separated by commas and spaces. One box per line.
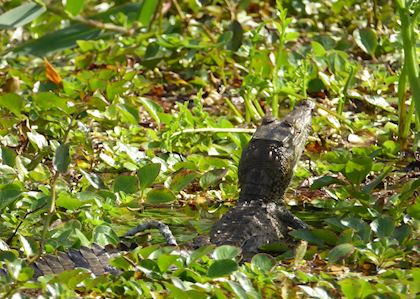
0, 101, 314, 278
210, 100, 314, 257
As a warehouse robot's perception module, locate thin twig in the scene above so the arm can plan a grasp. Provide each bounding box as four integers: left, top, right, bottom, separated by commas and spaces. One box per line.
46, 4, 134, 36
171, 0, 185, 21
6, 204, 47, 245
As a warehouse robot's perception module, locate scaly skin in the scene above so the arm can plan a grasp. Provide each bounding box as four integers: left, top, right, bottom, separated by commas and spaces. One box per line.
210, 100, 314, 256
0, 101, 314, 277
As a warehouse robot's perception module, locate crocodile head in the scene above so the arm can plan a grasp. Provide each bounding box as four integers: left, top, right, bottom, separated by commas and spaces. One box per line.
238, 100, 314, 203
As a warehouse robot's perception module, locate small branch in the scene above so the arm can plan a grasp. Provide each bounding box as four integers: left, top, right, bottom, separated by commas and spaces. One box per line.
6, 204, 47, 245
171, 0, 185, 21
125, 221, 177, 246
31, 117, 77, 263
46, 4, 134, 36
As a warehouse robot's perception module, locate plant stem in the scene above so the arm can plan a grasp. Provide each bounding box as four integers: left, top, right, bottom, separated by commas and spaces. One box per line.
46, 4, 134, 35
397, 3, 420, 122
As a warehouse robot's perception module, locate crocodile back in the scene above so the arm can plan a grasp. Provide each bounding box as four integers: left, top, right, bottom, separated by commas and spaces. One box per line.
238, 100, 314, 203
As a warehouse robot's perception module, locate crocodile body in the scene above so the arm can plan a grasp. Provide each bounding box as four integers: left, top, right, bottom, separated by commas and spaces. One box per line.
210, 100, 314, 256
0, 101, 314, 278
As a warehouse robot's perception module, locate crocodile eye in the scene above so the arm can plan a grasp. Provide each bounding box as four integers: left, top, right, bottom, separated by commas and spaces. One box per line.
282, 120, 293, 127
262, 116, 275, 125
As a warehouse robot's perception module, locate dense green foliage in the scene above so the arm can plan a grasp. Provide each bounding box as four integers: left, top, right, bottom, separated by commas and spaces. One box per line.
0, 0, 419, 298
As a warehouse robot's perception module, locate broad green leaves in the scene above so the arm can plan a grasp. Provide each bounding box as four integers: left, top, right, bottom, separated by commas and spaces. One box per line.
137, 163, 161, 190
53, 144, 71, 173
353, 28, 378, 56
146, 188, 176, 204
113, 175, 138, 194
207, 259, 238, 278
138, 0, 159, 27
0, 94, 24, 117
65, 0, 85, 16
0, 2, 45, 29
328, 243, 355, 263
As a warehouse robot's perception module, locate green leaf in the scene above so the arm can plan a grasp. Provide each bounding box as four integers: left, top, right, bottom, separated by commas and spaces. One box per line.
212, 245, 241, 260
228, 20, 243, 51
80, 169, 105, 189
370, 216, 394, 238
53, 144, 71, 173
328, 243, 355, 263
56, 192, 82, 210
187, 245, 214, 265
18, 235, 36, 258
0, 184, 22, 210
251, 254, 275, 272
0, 2, 46, 29
170, 171, 198, 192
338, 278, 375, 299
157, 254, 179, 273
363, 166, 392, 193
310, 175, 343, 190
312, 229, 338, 245
344, 156, 372, 185
408, 200, 420, 220
139, 97, 162, 127
11, 3, 141, 56
65, 0, 85, 16
207, 259, 238, 278
1, 146, 16, 167
113, 175, 138, 194
353, 28, 378, 56
146, 188, 176, 204
138, 0, 159, 27
32, 92, 72, 114
27, 131, 48, 151
289, 229, 324, 246
0, 93, 23, 117
139, 259, 161, 275
199, 169, 227, 189
137, 163, 161, 190
93, 225, 119, 246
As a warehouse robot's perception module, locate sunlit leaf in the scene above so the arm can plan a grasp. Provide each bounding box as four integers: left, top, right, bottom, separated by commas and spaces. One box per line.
353, 28, 378, 56
138, 163, 161, 190
80, 169, 105, 189
65, 0, 85, 16
18, 235, 36, 258
328, 243, 355, 263
170, 170, 198, 192
212, 245, 241, 260
53, 144, 71, 173
27, 131, 48, 151
139, 97, 162, 127
311, 175, 343, 190
370, 216, 394, 238
207, 259, 238, 278
251, 254, 275, 272
0, 2, 45, 29
93, 225, 119, 246
0, 93, 23, 117
199, 169, 227, 189
56, 192, 82, 210
1, 146, 16, 167
138, 0, 159, 27
113, 175, 138, 194
146, 188, 176, 204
